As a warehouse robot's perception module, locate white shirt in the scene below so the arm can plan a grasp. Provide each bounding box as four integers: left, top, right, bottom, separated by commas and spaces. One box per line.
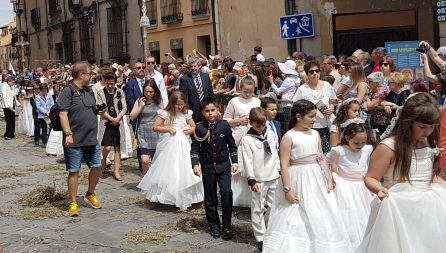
271, 75, 300, 103
256, 53, 265, 62
149, 70, 168, 107
241, 129, 280, 183
293, 81, 337, 128
136, 78, 145, 93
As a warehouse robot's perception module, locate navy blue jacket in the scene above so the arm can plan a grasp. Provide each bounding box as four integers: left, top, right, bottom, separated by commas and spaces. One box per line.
191, 120, 238, 174
125, 78, 143, 125
180, 73, 215, 123
273, 120, 282, 144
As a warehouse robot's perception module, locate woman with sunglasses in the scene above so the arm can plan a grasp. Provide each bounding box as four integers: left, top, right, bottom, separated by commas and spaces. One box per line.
380, 56, 396, 88
292, 60, 337, 153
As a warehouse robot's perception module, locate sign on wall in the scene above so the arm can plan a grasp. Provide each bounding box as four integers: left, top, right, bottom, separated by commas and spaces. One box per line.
438, 0, 446, 22
279, 13, 315, 40
385, 40, 424, 81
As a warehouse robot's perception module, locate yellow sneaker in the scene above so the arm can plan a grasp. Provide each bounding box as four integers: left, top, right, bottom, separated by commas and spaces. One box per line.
84, 193, 102, 209
68, 202, 79, 217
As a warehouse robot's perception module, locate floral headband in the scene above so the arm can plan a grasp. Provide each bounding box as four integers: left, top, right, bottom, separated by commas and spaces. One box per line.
342, 97, 360, 105
340, 117, 365, 128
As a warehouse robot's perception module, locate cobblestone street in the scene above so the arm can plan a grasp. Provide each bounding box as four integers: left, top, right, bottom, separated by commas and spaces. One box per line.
0, 120, 257, 253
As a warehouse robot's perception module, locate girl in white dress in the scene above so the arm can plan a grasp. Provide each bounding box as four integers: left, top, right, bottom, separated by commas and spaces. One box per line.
263, 99, 353, 253
137, 91, 203, 211
358, 92, 446, 253
223, 76, 261, 207
327, 118, 374, 250
18, 89, 34, 137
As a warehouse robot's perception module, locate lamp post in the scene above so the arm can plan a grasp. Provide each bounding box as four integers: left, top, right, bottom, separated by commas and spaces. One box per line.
140, 0, 150, 63
15, 36, 29, 72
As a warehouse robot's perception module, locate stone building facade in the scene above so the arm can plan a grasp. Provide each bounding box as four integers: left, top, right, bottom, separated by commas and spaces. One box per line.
13, 0, 446, 67
0, 21, 17, 71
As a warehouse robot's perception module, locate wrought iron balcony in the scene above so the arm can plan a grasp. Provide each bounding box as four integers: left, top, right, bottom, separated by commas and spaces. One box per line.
161, 12, 183, 24
68, 0, 83, 16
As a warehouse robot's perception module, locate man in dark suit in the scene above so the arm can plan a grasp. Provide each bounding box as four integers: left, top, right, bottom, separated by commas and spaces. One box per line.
125, 61, 146, 172
125, 61, 146, 130
180, 57, 215, 123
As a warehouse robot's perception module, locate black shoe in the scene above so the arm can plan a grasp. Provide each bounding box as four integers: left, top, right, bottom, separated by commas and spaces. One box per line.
221, 227, 233, 240
257, 241, 263, 251
210, 229, 221, 238
34, 140, 39, 146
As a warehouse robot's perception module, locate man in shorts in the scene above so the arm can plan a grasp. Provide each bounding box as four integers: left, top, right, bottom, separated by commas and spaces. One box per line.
58, 61, 105, 217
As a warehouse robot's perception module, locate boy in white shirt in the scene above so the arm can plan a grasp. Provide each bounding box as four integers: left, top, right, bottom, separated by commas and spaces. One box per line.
240, 107, 280, 251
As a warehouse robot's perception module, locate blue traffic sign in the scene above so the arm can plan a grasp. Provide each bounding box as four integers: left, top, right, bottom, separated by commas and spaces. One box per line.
280, 13, 315, 40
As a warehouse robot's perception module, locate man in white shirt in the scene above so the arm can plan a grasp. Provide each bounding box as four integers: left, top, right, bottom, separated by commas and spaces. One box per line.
146, 56, 168, 106
2, 76, 19, 139
254, 46, 265, 62
321, 55, 341, 92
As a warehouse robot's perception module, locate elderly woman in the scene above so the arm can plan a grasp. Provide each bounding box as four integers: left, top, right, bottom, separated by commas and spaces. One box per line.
363, 72, 389, 136
96, 72, 128, 181
292, 60, 337, 153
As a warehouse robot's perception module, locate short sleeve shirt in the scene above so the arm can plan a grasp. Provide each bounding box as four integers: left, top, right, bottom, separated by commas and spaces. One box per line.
57, 83, 99, 147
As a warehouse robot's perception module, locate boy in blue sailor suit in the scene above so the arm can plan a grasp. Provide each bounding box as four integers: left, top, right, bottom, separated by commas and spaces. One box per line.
191, 97, 238, 239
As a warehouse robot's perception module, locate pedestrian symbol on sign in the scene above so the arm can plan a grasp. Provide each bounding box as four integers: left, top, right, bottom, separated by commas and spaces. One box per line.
282, 21, 289, 37
280, 13, 315, 40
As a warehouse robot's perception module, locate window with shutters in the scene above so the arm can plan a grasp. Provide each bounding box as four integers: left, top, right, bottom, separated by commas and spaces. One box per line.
49, 0, 61, 16
79, 16, 95, 61
191, 0, 208, 17
30, 8, 41, 31
147, 0, 157, 27
62, 21, 75, 64
161, 0, 183, 24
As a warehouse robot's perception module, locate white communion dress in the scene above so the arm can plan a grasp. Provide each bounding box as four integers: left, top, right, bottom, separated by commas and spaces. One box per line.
356, 138, 446, 253
137, 110, 203, 210
327, 145, 375, 250
263, 129, 353, 253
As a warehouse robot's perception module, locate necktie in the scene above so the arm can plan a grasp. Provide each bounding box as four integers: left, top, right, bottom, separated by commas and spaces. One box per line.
139, 79, 144, 93
194, 75, 204, 102
269, 121, 279, 150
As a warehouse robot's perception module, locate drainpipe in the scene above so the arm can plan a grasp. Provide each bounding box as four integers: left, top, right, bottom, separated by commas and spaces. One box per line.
96, 0, 103, 65
211, 0, 220, 55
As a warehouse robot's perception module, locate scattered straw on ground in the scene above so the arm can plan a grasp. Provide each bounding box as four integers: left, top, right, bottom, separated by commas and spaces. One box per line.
21, 205, 66, 220
125, 250, 189, 253
123, 230, 171, 244
123, 222, 177, 245
175, 217, 207, 234
26, 164, 64, 172
0, 171, 25, 179
18, 185, 69, 220
19, 185, 67, 207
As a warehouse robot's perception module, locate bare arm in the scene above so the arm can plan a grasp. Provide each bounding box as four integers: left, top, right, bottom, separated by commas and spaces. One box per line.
129, 98, 144, 121
336, 83, 349, 96
364, 144, 394, 198
153, 117, 173, 134
422, 53, 440, 83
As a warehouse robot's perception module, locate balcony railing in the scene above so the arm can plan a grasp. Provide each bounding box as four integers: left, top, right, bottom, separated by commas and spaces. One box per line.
191, 0, 209, 17
161, 0, 183, 24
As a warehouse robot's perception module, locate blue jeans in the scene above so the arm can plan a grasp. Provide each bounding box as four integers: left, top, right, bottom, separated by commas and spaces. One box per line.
63, 144, 101, 173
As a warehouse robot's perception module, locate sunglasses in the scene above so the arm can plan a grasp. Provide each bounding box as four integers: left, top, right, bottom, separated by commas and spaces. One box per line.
308, 69, 320, 74
380, 62, 389, 67
147, 62, 156, 65
134, 66, 146, 70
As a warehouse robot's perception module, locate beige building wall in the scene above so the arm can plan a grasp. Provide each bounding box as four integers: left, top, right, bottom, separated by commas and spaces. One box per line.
216, 0, 288, 61
0, 21, 16, 70
147, 0, 214, 63
297, 0, 437, 56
